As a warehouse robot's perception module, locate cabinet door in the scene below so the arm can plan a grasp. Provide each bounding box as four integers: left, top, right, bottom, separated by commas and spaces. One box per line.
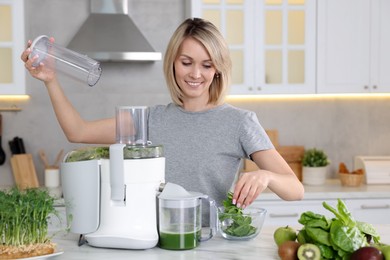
0, 0, 25, 95
370, 0, 390, 93
189, 0, 316, 95
254, 0, 316, 95
346, 199, 390, 224
317, 0, 371, 94
252, 200, 336, 227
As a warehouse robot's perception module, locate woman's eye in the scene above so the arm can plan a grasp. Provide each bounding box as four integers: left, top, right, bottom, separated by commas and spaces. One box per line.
203, 64, 212, 69
182, 61, 191, 66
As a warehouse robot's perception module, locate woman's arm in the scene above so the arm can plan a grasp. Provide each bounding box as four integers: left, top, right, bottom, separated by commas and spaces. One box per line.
233, 149, 304, 208
21, 39, 116, 144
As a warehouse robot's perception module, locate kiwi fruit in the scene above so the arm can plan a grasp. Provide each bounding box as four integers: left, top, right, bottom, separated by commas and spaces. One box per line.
297, 243, 321, 260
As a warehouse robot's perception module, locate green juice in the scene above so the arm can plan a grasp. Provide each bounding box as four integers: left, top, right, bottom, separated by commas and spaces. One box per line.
159, 229, 201, 250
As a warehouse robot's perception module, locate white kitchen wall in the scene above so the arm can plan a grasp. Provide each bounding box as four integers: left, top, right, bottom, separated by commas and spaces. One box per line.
0, 0, 389, 186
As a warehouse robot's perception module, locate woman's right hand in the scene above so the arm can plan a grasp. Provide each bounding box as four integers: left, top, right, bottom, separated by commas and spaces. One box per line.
20, 38, 57, 83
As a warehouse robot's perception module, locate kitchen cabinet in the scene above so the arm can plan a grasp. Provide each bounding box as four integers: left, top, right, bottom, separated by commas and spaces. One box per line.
189, 0, 316, 95
0, 0, 25, 95
251, 199, 336, 226
254, 181, 390, 226
346, 199, 390, 224
317, 0, 390, 94
254, 198, 390, 226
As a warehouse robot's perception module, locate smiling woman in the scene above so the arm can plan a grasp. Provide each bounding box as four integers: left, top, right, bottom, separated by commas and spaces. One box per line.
21, 17, 303, 221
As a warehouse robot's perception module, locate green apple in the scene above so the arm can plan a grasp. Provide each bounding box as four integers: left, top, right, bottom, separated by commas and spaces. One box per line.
273, 226, 297, 246
380, 245, 390, 259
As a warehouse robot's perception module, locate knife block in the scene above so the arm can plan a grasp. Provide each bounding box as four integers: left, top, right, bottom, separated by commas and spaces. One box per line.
10, 154, 40, 189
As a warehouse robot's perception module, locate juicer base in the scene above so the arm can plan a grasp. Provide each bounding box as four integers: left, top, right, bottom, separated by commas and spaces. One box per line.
85, 234, 158, 250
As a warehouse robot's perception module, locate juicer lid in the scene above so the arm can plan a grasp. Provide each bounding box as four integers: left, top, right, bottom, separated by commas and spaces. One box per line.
158, 182, 202, 200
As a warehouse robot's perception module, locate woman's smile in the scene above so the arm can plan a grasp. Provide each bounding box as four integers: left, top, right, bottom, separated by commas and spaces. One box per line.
186, 81, 203, 88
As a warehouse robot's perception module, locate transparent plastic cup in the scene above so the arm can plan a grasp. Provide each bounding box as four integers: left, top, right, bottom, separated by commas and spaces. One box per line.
116, 106, 148, 145
29, 35, 102, 86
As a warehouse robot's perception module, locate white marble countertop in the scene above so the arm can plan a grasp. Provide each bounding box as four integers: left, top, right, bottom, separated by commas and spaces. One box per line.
258, 179, 390, 201
51, 225, 390, 260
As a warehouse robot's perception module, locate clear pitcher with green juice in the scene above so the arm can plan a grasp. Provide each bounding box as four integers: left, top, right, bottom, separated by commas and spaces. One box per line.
158, 183, 217, 250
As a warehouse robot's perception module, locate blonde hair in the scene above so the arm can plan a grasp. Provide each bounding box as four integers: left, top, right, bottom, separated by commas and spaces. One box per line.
163, 18, 232, 106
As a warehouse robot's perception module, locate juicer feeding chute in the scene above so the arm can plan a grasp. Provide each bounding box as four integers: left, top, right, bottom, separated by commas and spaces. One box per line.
115, 106, 148, 145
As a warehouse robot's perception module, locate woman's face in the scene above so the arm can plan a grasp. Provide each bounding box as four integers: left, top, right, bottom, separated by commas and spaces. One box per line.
174, 37, 217, 105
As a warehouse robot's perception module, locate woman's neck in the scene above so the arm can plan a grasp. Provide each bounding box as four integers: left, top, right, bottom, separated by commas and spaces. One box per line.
182, 99, 216, 112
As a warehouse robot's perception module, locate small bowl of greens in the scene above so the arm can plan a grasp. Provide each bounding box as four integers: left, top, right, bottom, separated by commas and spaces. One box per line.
218, 206, 266, 240
217, 193, 267, 240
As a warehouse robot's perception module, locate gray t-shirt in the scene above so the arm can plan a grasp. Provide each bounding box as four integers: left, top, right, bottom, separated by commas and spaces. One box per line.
148, 103, 273, 206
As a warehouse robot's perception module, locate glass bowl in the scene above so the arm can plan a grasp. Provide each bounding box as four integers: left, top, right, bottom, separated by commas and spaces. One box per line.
217, 206, 267, 240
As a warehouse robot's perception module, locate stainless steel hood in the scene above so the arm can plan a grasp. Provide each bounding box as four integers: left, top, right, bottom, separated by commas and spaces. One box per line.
67, 0, 161, 62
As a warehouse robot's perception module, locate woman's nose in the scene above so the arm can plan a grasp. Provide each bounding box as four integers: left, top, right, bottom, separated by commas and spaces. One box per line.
189, 66, 201, 79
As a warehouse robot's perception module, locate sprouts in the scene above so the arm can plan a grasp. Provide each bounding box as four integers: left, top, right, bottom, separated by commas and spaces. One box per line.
0, 188, 56, 246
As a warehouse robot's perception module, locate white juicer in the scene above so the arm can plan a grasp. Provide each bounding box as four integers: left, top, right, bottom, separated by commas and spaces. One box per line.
61, 106, 165, 249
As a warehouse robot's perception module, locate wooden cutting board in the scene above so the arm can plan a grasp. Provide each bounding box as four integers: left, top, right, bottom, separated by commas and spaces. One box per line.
10, 154, 40, 189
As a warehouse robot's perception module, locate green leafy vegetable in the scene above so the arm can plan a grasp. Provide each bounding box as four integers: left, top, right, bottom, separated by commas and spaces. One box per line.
298, 199, 381, 259
65, 146, 164, 162
65, 147, 109, 162
219, 192, 257, 237
0, 188, 58, 246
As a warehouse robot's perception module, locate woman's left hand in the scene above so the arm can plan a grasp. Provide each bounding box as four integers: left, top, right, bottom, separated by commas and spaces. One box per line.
232, 170, 270, 208
232, 149, 304, 208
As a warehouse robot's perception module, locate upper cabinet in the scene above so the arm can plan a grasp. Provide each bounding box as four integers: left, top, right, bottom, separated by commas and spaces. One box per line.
189, 0, 390, 95
317, 0, 390, 94
0, 0, 25, 95
189, 0, 317, 95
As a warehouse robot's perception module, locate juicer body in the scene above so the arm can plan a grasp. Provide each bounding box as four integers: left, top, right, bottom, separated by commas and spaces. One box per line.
61, 156, 165, 249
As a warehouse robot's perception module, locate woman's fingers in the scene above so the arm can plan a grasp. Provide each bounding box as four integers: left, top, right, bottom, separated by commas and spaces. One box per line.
24, 54, 38, 69
21, 40, 32, 61
20, 48, 30, 62
233, 171, 268, 208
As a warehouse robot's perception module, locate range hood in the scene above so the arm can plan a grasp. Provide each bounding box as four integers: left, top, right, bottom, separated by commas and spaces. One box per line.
68, 0, 161, 62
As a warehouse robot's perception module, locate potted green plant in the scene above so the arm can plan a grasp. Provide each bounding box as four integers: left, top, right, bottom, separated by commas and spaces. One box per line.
302, 148, 330, 185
